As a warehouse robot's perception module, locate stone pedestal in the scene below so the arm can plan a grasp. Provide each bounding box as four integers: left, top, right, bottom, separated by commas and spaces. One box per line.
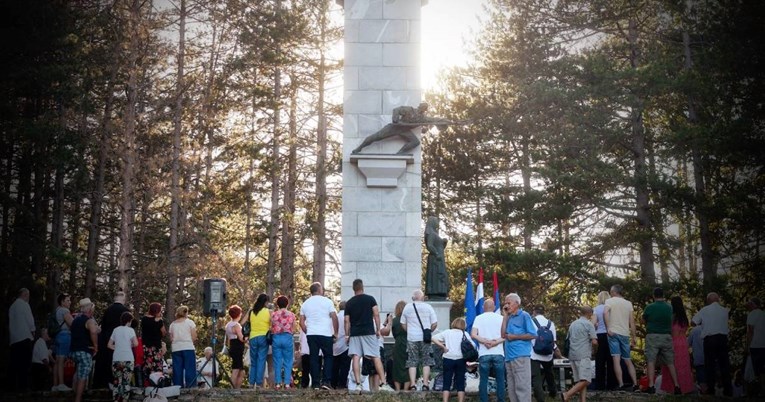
350, 153, 414, 187
340, 0, 425, 315
428, 300, 454, 333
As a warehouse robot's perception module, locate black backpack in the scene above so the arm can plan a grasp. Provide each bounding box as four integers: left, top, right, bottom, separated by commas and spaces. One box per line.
47, 310, 64, 337
532, 317, 555, 355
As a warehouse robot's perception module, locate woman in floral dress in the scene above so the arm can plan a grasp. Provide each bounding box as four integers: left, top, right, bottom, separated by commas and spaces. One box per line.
141, 302, 166, 384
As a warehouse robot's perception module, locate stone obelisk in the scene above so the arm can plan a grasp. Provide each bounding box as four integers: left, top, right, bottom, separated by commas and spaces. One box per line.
339, 0, 428, 315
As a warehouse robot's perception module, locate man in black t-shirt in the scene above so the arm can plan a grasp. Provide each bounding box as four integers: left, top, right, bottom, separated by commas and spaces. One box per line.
344, 279, 385, 393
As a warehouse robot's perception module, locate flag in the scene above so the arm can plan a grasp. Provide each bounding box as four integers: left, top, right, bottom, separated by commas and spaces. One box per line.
493, 270, 501, 312
475, 268, 485, 316
465, 268, 476, 333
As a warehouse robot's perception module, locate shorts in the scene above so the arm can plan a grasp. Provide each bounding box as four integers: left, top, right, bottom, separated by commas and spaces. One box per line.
751, 348, 765, 377
55, 331, 71, 357
71, 351, 93, 380
348, 335, 380, 358
406, 341, 434, 368
645, 334, 674, 364
607, 334, 631, 359
230, 338, 245, 370
571, 359, 592, 383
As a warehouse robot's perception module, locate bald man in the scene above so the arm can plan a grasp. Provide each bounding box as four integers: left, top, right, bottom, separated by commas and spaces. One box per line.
692, 292, 732, 396
400, 289, 438, 390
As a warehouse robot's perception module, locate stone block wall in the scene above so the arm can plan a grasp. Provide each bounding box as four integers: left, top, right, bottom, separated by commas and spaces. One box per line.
341, 0, 424, 313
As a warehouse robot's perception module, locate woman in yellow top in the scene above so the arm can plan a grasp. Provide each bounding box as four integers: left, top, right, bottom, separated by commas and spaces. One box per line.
241, 293, 270, 388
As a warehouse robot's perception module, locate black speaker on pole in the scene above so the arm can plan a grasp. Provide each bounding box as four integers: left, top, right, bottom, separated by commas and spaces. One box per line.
203, 278, 227, 317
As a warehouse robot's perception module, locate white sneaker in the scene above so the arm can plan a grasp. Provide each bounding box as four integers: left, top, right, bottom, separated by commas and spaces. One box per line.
379, 384, 395, 392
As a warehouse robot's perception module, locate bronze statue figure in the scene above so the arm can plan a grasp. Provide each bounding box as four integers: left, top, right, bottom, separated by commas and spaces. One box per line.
424, 216, 449, 300
351, 102, 456, 155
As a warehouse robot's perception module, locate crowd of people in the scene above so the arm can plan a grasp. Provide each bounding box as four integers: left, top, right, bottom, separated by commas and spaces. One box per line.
6, 282, 765, 401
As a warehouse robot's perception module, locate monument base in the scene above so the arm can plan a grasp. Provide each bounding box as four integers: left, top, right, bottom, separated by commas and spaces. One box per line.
427, 300, 454, 332
350, 153, 414, 187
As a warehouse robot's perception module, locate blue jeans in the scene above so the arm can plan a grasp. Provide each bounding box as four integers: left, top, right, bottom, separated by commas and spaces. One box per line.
307, 335, 333, 388
479, 354, 505, 402
171, 349, 196, 388
249, 335, 268, 386
272, 333, 294, 385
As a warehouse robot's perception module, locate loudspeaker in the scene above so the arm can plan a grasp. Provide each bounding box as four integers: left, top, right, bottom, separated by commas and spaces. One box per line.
203, 278, 227, 317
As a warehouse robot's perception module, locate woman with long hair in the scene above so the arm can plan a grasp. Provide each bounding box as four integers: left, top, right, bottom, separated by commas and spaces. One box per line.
241, 293, 271, 388
592, 290, 617, 390
141, 302, 166, 384
661, 296, 694, 394
168, 305, 197, 387
52, 294, 74, 391
271, 295, 296, 389
390, 300, 409, 390
225, 305, 246, 388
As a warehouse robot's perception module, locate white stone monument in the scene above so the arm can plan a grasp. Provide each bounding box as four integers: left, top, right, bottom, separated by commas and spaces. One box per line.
339, 0, 452, 331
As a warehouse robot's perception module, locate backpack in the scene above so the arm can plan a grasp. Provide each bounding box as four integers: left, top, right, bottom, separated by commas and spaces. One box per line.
532, 317, 554, 355
47, 310, 64, 337
460, 332, 478, 362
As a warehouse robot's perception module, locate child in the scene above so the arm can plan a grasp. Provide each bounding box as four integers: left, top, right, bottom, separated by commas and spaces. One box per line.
562, 306, 597, 402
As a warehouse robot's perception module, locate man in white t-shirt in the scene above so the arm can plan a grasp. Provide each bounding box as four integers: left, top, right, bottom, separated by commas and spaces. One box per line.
299, 282, 339, 389
471, 298, 505, 402
530, 305, 558, 401
400, 289, 437, 390
692, 292, 732, 396
603, 284, 637, 390
8, 288, 35, 392
747, 297, 765, 392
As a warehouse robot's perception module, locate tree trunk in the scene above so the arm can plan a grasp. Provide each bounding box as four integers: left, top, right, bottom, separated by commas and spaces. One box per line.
86, 48, 118, 297
312, 16, 328, 287
682, 9, 715, 288
115, 0, 144, 296
628, 16, 655, 284
280, 80, 298, 298
521, 134, 532, 250
266, 0, 283, 297
166, 0, 186, 322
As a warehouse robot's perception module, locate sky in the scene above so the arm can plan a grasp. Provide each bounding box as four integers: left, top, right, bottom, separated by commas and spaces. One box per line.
420, 0, 488, 89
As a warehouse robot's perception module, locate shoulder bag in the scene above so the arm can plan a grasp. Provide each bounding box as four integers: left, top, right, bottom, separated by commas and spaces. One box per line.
413, 303, 431, 343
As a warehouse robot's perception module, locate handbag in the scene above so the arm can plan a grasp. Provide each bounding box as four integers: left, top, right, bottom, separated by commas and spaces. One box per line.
460, 332, 478, 362
242, 309, 252, 336
413, 303, 431, 343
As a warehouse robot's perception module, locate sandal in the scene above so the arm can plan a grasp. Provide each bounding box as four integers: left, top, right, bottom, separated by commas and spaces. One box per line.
422, 385, 430, 391
409, 386, 417, 391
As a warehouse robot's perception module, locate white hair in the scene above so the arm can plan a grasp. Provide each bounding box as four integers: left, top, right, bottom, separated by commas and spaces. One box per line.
412, 289, 424, 301
506, 293, 522, 305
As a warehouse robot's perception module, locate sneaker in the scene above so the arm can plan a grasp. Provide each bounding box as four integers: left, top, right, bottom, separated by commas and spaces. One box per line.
618, 384, 631, 391
646, 386, 655, 394
54, 384, 72, 392
674, 386, 682, 395
632, 384, 640, 392
320, 384, 332, 390
379, 384, 395, 392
